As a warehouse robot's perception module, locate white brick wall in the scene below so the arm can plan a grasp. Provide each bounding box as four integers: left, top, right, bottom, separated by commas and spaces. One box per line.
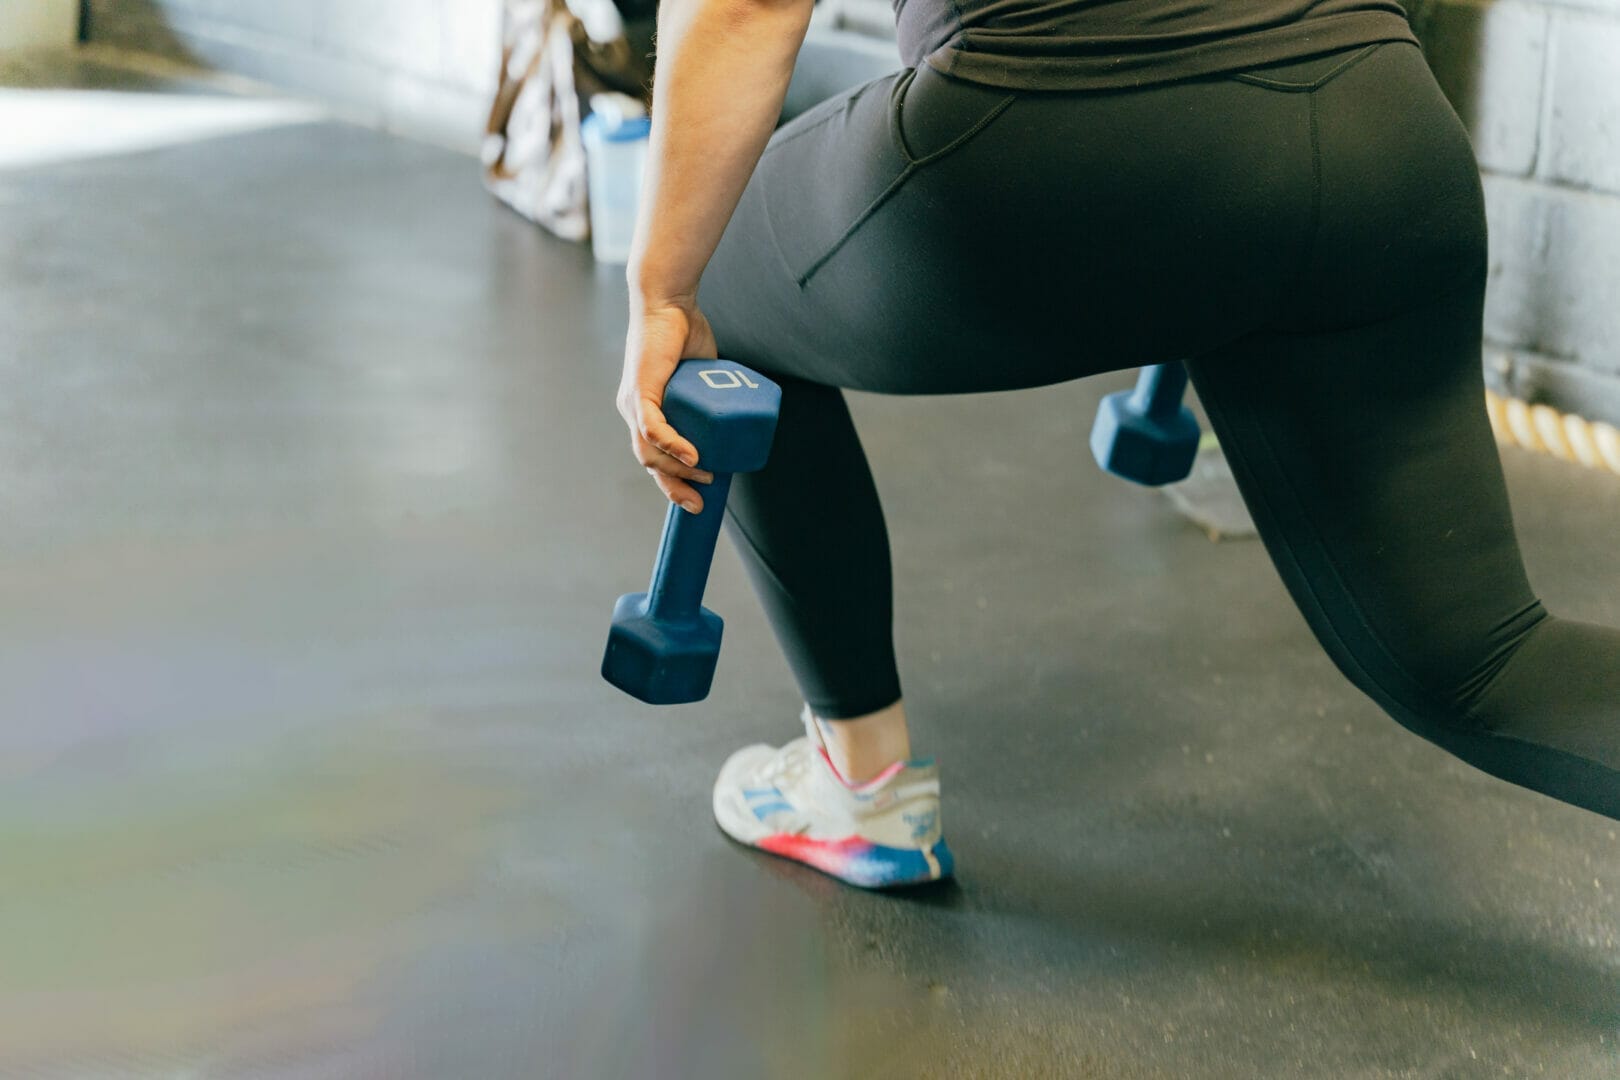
1543, 8, 1620, 192
1423, 0, 1620, 421
89, 0, 504, 152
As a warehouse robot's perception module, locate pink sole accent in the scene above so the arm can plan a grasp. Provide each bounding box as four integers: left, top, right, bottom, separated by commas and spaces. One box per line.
755, 832, 938, 888
758, 832, 872, 865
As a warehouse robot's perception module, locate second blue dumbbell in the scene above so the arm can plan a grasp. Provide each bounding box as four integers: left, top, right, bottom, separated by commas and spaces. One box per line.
603, 359, 782, 705
1090, 362, 1201, 486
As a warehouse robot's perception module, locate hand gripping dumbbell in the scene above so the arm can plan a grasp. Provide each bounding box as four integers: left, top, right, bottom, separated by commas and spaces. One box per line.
603, 359, 782, 704
1089, 361, 1201, 486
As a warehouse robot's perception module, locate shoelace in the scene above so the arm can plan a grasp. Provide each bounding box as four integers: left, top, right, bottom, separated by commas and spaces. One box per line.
759, 737, 816, 789
755, 739, 821, 835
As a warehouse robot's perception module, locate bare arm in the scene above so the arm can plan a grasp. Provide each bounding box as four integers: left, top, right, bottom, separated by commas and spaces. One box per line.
616, 0, 815, 513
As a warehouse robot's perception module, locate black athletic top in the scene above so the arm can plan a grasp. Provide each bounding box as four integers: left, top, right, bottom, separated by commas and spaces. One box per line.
895, 0, 1419, 90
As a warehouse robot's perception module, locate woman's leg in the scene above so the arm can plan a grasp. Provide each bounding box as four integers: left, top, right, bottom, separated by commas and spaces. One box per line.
1191, 285, 1620, 821
718, 370, 904, 718
1188, 42, 1620, 820
698, 67, 1016, 776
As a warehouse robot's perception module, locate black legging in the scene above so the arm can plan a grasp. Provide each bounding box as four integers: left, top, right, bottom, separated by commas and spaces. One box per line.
696, 41, 1620, 822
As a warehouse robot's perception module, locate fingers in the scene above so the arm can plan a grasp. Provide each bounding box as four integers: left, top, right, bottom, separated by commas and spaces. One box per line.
636, 398, 701, 470
619, 390, 709, 512
631, 431, 713, 483
616, 300, 720, 513
616, 388, 700, 466
648, 468, 705, 515
629, 430, 712, 513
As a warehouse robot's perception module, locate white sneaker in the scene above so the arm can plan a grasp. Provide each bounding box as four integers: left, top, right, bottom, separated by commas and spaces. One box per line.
712, 706, 955, 889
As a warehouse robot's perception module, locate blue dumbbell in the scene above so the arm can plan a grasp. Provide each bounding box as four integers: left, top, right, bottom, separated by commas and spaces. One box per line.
603, 359, 782, 704
1090, 362, 1201, 486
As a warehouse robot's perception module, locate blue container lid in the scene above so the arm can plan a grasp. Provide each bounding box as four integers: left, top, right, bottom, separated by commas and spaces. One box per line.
584, 112, 651, 143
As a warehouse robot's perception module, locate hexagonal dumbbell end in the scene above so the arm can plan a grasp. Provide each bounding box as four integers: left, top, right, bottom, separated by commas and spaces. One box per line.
603, 592, 726, 705
1090, 362, 1201, 486
603, 360, 782, 704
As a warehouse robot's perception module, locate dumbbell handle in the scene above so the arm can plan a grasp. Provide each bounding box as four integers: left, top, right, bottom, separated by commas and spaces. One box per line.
644, 471, 735, 622
1129, 362, 1190, 420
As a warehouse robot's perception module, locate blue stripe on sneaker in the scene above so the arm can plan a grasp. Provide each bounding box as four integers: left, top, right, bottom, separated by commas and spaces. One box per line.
742, 787, 782, 801
750, 800, 794, 820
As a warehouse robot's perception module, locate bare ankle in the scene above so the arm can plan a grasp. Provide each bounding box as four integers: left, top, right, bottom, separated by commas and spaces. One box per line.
811, 699, 913, 783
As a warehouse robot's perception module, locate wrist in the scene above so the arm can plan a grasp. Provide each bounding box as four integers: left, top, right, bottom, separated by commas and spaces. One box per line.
627, 259, 700, 311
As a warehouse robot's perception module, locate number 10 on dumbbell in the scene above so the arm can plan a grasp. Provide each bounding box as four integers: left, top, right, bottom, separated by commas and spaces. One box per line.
603, 360, 782, 704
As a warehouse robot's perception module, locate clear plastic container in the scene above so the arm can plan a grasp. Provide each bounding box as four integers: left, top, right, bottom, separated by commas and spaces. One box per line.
581, 96, 651, 265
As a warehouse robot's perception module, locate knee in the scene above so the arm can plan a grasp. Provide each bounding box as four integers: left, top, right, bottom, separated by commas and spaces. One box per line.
1337, 609, 1548, 742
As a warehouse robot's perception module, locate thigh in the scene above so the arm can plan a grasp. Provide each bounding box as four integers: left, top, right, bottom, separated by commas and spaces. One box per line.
1180, 37, 1516, 710
1186, 282, 1543, 718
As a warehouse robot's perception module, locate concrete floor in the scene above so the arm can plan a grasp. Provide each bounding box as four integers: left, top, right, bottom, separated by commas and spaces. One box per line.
3, 53, 1619, 1080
